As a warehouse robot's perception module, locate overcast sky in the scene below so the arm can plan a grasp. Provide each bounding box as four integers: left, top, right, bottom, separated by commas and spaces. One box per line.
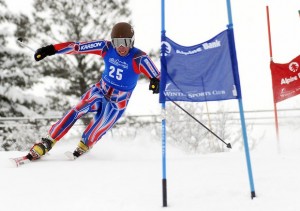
129, 0, 300, 111
6, 0, 300, 111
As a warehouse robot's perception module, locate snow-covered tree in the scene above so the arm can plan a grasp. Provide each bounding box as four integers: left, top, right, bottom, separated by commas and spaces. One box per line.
0, 0, 51, 150
163, 102, 245, 153
0, 0, 133, 151
19, 0, 132, 110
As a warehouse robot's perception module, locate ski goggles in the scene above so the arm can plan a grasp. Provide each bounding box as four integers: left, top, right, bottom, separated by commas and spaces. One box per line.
111, 38, 134, 48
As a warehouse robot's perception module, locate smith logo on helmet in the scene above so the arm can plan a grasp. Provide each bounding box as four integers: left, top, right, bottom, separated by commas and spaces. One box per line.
80, 41, 103, 51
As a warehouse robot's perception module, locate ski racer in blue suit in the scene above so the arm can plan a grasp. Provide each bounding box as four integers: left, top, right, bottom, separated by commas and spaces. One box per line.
26, 22, 160, 161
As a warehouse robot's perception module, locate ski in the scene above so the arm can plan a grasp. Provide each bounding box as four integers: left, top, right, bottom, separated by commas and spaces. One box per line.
9, 156, 31, 167
10, 152, 79, 167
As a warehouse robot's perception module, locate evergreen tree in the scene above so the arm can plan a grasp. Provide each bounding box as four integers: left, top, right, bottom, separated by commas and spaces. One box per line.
0, 0, 50, 150
21, 0, 132, 111
0, 0, 140, 151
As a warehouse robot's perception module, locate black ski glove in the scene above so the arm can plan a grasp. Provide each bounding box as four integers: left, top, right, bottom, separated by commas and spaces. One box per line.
34, 45, 56, 61
149, 78, 160, 94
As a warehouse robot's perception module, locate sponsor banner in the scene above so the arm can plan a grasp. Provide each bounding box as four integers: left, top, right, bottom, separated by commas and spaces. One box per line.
270, 55, 300, 103
159, 29, 240, 102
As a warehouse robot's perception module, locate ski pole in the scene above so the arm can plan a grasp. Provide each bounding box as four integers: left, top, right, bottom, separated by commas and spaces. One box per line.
17, 38, 41, 59
170, 100, 232, 149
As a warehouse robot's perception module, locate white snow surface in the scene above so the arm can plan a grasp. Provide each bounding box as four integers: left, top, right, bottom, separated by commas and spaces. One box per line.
1, 126, 300, 211
1, 1, 300, 210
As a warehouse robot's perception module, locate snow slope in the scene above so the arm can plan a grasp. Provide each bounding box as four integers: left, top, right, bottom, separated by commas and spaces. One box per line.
1, 126, 300, 211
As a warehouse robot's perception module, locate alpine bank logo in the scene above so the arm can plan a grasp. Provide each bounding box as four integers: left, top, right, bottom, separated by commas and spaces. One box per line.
165, 83, 173, 91
289, 62, 299, 73
165, 82, 180, 92
160, 41, 171, 56
280, 88, 295, 96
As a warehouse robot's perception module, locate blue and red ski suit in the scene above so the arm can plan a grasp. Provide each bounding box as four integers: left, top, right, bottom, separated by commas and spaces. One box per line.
47, 40, 160, 148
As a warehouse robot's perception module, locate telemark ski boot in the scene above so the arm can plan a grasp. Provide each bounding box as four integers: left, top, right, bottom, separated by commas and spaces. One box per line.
65, 141, 89, 160
26, 136, 56, 161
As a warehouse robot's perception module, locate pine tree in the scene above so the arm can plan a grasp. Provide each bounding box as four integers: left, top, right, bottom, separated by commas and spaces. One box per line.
0, 0, 135, 150
0, 0, 50, 150
21, 0, 132, 108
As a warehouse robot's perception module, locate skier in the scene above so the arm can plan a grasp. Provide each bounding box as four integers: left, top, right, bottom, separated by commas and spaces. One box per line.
25, 22, 160, 161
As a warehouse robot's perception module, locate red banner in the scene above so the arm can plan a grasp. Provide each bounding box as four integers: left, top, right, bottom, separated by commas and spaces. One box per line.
270, 55, 300, 103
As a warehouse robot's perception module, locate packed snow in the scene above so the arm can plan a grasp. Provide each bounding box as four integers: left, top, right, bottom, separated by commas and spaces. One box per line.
1, 0, 300, 210
1, 122, 300, 211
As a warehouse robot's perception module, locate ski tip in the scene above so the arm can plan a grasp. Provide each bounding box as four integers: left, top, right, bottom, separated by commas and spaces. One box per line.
64, 151, 76, 161
8, 158, 20, 168
8, 156, 30, 168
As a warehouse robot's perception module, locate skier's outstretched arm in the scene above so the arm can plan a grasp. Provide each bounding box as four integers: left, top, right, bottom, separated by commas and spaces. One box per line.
34, 40, 109, 61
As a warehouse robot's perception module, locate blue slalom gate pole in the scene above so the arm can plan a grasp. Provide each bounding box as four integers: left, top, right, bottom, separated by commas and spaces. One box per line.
162, 103, 167, 207
161, 0, 168, 207
226, 0, 256, 199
